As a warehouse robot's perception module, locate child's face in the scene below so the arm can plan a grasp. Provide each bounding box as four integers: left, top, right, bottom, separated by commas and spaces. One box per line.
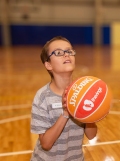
47, 40, 75, 76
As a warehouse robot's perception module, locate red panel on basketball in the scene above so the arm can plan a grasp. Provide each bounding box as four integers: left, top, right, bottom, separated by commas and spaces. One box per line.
66, 76, 112, 123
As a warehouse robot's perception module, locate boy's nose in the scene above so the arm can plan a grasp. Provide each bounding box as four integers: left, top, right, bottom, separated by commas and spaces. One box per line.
64, 51, 70, 57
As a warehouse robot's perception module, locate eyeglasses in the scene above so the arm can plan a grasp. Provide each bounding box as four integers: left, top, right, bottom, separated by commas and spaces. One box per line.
46, 49, 76, 61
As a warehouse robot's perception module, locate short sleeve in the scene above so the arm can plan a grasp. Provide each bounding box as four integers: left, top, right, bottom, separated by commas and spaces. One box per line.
31, 90, 51, 134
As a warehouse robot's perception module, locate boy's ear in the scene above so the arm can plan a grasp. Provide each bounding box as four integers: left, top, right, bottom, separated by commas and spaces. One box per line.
44, 61, 52, 70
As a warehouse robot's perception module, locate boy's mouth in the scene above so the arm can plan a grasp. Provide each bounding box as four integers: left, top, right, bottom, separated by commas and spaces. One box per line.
63, 60, 71, 64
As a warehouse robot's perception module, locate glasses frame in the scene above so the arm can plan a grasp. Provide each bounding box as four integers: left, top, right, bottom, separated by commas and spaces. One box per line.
46, 49, 76, 62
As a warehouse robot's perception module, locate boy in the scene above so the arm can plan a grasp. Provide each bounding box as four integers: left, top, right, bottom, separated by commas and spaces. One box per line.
31, 36, 97, 161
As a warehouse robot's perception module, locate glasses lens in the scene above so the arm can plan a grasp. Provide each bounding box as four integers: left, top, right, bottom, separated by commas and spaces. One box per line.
54, 49, 64, 56
52, 49, 76, 58
66, 49, 75, 55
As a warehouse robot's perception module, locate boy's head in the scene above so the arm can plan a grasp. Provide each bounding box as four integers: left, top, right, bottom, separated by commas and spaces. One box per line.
40, 36, 75, 78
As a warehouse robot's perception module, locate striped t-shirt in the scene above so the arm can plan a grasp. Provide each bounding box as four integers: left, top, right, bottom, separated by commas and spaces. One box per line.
31, 83, 85, 161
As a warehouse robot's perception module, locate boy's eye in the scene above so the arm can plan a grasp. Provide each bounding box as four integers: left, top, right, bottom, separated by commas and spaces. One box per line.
67, 50, 72, 54
55, 50, 63, 56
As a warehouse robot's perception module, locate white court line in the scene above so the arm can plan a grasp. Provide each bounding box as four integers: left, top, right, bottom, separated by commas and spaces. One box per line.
0, 115, 31, 124
0, 140, 120, 157
109, 111, 120, 115
0, 110, 119, 125
0, 99, 119, 111
112, 99, 120, 103
0, 150, 33, 157
83, 140, 120, 147
0, 104, 31, 110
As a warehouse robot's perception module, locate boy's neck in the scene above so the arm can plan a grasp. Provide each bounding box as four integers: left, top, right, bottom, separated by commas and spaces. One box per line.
50, 75, 73, 96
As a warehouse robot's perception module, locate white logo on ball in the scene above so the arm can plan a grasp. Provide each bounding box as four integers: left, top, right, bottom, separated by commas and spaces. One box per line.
83, 99, 94, 111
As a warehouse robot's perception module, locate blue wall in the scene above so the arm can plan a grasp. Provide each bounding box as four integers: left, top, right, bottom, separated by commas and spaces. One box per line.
0, 25, 110, 46
0, 25, 2, 45
10, 25, 93, 45
102, 26, 110, 45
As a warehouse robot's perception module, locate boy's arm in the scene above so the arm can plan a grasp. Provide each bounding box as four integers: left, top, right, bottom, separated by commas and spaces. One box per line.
39, 110, 69, 151
84, 123, 97, 140
39, 88, 69, 151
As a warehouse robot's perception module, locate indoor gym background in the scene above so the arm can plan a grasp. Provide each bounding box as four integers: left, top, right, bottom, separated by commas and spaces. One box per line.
0, 0, 120, 161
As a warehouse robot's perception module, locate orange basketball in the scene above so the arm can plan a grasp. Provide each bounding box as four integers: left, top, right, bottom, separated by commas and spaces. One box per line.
66, 76, 112, 123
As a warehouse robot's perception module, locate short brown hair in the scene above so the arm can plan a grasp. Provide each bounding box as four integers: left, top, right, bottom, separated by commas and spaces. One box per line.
40, 36, 72, 78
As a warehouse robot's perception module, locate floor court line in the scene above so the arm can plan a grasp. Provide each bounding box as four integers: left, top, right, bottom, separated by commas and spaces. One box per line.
0, 150, 33, 157
0, 110, 119, 124
0, 140, 120, 157
83, 140, 120, 147
109, 111, 120, 114
0, 99, 119, 111
0, 104, 31, 110
0, 114, 31, 124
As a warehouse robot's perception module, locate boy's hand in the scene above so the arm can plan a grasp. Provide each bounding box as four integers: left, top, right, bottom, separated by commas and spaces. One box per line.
62, 87, 70, 117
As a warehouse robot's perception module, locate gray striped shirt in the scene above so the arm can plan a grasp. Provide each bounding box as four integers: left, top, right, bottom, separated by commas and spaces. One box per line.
31, 83, 85, 161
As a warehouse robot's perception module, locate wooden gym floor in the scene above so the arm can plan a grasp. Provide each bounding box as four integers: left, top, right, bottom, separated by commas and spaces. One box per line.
0, 45, 120, 161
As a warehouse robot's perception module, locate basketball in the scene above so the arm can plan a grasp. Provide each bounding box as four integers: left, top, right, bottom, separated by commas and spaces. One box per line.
66, 76, 113, 123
